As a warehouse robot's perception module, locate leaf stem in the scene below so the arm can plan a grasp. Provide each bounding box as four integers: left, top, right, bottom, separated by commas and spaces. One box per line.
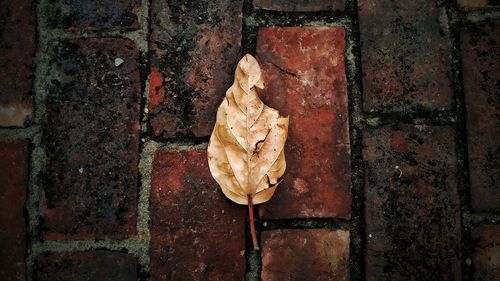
248, 195, 259, 250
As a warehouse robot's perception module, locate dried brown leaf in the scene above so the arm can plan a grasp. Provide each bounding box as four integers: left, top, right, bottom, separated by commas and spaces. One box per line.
207, 54, 289, 207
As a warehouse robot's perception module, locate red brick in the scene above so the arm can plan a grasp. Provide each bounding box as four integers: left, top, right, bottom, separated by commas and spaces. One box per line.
150, 150, 246, 280
43, 0, 140, 30
0, 0, 35, 127
254, 0, 345, 11
256, 27, 351, 219
149, 0, 243, 138
36, 251, 137, 281
461, 21, 500, 211
0, 140, 28, 281
472, 224, 500, 281
261, 229, 350, 281
40, 38, 141, 240
363, 125, 461, 280
358, 0, 453, 112
458, 0, 500, 10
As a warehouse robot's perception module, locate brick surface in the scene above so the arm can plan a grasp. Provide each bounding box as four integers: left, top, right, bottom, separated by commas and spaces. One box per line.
363, 125, 461, 280
0, 0, 35, 127
457, 0, 500, 10
0, 140, 28, 281
472, 224, 500, 281
254, 0, 345, 11
461, 21, 500, 211
40, 38, 141, 240
44, 0, 140, 30
36, 251, 137, 281
149, 0, 243, 138
261, 229, 350, 281
150, 150, 246, 280
256, 27, 351, 219
358, 0, 453, 112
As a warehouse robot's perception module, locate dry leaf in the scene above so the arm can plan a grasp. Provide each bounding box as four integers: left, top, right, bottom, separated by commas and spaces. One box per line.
207, 54, 289, 250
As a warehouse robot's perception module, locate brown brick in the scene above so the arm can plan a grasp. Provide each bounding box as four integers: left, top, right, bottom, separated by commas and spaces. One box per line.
261, 229, 350, 281
461, 21, 500, 211
149, 0, 243, 138
40, 38, 141, 240
0, 0, 35, 127
458, 0, 500, 10
358, 0, 453, 112
254, 0, 345, 11
0, 140, 28, 281
256, 27, 351, 219
150, 150, 246, 280
36, 251, 137, 281
43, 0, 140, 30
472, 224, 500, 281
363, 125, 461, 280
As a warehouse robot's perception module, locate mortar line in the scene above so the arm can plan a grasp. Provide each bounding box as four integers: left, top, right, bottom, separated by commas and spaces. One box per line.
445, 4, 475, 281
464, 8, 500, 23
134, 0, 152, 279
344, 0, 366, 280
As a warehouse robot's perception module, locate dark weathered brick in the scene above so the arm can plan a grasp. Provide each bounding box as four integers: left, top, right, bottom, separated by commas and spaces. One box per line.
461, 20, 500, 211
0, 0, 35, 127
150, 150, 246, 280
458, 0, 500, 10
256, 27, 351, 219
44, 0, 140, 30
363, 125, 461, 280
36, 251, 137, 281
472, 224, 500, 281
0, 140, 28, 281
40, 38, 141, 240
254, 0, 345, 11
358, 0, 453, 112
149, 0, 243, 138
261, 229, 350, 281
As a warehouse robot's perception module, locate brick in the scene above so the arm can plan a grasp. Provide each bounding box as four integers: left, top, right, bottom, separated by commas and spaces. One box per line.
461, 21, 500, 211
149, 0, 243, 138
36, 251, 137, 281
0, 0, 35, 127
0, 140, 28, 281
43, 0, 140, 31
458, 0, 500, 10
363, 125, 461, 280
261, 229, 350, 281
254, 0, 345, 11
472, 224, 500, 281
256, 27, 351, 219
40, 38, 141, 240
150, 150, 246, 280
358, 0, 453, 112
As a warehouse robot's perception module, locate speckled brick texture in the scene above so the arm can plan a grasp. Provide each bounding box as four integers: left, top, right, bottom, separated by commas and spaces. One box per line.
149, 0, 243, 138
261, 229, 350, 281
461, 20, 500, 211
42, 0, 141, 30
35, 251, 138, 281
253, 0, 345, 11
472, 224, 500, 281
256, 27, 351, 219
40, 38, 141, 240
3, 1, 500, 280
0, 140, 28, 281
363, 125, 461, 280
0, 0, 35, 127
358, 0, 453, 112
150, 150, 246, 280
